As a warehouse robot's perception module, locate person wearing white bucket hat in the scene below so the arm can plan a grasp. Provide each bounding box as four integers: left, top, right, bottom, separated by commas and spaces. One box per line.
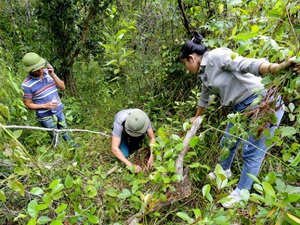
21, 52, 78, 147
111, 109, 155, 173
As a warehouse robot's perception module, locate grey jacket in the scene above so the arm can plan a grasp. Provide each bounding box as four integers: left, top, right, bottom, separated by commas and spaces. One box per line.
198, 47, 267, 107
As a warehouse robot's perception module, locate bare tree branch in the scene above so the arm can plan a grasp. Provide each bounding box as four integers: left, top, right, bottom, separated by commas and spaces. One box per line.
3, 125, 110, 137
178, 0, 190, 35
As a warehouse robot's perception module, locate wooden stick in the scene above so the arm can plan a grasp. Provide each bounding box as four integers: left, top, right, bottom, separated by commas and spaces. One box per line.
175, 116, 203, 176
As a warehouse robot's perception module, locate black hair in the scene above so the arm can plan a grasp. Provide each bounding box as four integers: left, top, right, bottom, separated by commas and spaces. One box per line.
178, 31, 207, 60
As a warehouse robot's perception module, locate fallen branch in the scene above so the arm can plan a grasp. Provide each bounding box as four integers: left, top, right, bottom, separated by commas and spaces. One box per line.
106, 166, 119, 176
3, 125, 110, 147
175, 116, 203, 176
3, 125, 110, 137
127, 116, 203, 225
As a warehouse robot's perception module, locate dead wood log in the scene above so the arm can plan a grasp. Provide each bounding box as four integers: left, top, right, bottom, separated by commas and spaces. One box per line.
175, 116, 203, 176
126, 116, 203, 225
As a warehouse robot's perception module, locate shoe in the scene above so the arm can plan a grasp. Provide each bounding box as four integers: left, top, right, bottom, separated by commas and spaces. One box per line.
208, 169, 232, 180
221, 191, 242, 208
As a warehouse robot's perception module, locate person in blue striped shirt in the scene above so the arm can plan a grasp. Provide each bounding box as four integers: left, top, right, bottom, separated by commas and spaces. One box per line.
21, 52, 77, 147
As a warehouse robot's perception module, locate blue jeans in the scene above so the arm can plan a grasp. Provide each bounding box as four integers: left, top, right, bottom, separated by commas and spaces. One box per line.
38, 111, 73, 143
119, 133, 146, 158
120, 136, 131, 158
220, 93, 284, 190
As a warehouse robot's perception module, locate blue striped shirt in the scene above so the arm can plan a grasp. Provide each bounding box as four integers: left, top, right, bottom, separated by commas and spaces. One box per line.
21, 69, 64, 118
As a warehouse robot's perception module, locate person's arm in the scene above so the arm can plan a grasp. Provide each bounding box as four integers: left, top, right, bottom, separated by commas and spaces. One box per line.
111, 136, 142, 173
47, 63, 65, 90
146, 128, 155, 170
23, 98, 55, 110
190, 106, 205, 123
259, 57, 300, 75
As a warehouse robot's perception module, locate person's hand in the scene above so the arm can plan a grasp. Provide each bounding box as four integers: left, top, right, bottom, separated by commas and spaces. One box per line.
147, 155, 154, 170
190, 116, 197, 123
46, 63, 55, 77
133, 165, 142, 173
290, 57, 300, 74
282, 57, 300, 74
45, 100, 57, 109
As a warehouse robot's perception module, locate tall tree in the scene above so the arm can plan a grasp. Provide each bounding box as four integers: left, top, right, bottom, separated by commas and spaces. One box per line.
36, 0, 114, 95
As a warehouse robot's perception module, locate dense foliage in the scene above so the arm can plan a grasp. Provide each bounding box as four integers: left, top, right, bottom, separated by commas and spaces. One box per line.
0, 0, 299, 224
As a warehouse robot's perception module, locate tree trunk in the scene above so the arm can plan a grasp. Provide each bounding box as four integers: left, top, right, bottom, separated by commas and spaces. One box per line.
60, 66, 77, 96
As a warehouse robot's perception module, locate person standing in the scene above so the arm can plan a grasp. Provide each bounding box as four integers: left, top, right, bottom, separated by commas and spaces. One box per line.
21, 52, 77, 147
111, 109, 155, 173
178, 31, 300, 208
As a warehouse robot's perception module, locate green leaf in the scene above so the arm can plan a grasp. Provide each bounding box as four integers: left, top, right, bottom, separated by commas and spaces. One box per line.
171, 134, 180, 141
8, 180, 25, 196
288, 103, 295, 112
49, 220, 63, 225
290, 151, 300, 167
167, 159, 176, 172
213, 216, 229, 224
240, 189, 250, 201
104, 59, 118, 66
231, 26, 237, 36
85, 185, 97, 198
114, 68, 120, 74
117, 189, 131, 199
176, 212, 194, 223
163, 149, 174, 159
163, 176, 171, 184
106, 188, 118, 197
131, 184, 139, 194
175, 143, 183, 151
228, 0, 243, 5
251, 25, 260, 33
13, 130, 23, 139
189, 162, 201, 168
42, 193, 51, 205
27, 217, 37, 225
64, 175, 73, 189
189, 136, 199, 147
233, 32, 258, 41
0, 190, 6, 202
294, 56, 300, 63
30, 187, 44, 196
261, 76, 274, 85
183, 122, 192, 131
281, 126, 297, 137
202, 184, 213, 203
285, 212, 300, 225
49, 179, 61, 189
55, 204, 67, 213
88, 215, 99, 224
231, 53, 237, 60
50, 184, 64, 196
192, 208, 201, 219
27, 199, 39, 218
247, 173, 261, 184
265, 172, 276, 184
262, 182, 275, 196
38, 204, 48, 211
0, 103, 10, 119
286, 194, 300, 203
37, 216, 51, 224
56, 211, 66, 221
